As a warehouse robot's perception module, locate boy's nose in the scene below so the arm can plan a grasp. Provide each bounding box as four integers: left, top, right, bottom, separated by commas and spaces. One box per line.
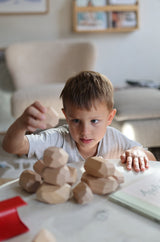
80, 123, 89, 136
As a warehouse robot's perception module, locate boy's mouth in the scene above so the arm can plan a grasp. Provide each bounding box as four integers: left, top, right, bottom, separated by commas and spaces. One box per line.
80, 138, 93, 144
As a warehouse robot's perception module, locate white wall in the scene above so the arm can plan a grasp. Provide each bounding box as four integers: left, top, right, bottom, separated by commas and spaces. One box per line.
0, 0, 160, 86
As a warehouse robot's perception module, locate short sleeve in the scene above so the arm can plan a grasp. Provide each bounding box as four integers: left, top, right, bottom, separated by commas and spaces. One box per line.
26, 128, 63, 159
98, 126, 142, 159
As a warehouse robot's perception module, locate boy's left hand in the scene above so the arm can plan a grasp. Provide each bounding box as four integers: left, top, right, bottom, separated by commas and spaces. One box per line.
120, 147, 149, 172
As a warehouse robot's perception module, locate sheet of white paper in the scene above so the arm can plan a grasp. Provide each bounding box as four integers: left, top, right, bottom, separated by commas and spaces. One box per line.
122, 172, 160, 207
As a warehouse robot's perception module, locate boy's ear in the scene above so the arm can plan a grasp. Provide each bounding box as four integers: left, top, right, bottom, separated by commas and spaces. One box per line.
107, 108, 116, 125
62, 108, 68, 120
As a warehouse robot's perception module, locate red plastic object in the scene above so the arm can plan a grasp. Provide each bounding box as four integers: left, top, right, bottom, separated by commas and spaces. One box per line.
0, 196, 29, 241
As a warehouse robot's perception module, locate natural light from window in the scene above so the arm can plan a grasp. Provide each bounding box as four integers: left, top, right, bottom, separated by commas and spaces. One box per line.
122, 124, 135, 141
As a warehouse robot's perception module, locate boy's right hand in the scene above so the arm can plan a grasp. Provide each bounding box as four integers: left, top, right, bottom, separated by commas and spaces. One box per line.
20, 101, 47, 132
2, 101, 47, 155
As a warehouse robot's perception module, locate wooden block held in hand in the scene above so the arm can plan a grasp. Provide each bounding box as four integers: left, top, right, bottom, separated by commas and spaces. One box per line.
45, 107, 59, 128
33, 160, 46, 176
67, 166, 78, 185
19, 170, 42, 193
42, 165, 70, 186
32, 228, 56, 242
73, 181, 93, 204
84, 156, 115, 178
43, 147, 68, 168
36, 183, 71, 204
81, 172, 118, 195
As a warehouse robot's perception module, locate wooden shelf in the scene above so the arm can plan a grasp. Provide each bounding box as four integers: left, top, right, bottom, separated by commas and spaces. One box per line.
73, 0, 139, 33
75, 5, 138, 12
73, 27, 138, 33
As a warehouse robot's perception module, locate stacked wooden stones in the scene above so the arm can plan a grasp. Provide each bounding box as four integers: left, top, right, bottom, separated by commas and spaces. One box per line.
73, 156, 124, 204
19, 106, 59, 194
19, 147, 77, 204
19, 149, 124, 206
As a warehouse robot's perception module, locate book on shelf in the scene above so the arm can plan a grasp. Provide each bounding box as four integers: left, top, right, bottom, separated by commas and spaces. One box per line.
109, 11, 137, 28
76, 0, 107, 7
77, 12, 108, 30
109, 161, 160, 223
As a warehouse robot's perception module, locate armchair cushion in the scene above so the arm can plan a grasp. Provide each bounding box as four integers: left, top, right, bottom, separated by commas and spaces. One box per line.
11, 83, 64, 118
114, 88, 160, 121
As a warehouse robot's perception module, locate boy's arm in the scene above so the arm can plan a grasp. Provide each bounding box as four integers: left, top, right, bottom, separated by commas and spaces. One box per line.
2, 118, 30, 155
2, 101, 47, 155
120, 146, 156, 172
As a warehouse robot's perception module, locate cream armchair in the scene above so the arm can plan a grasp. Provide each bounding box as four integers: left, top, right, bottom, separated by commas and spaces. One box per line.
5, 41, 96, 119
113, 87, 160, 150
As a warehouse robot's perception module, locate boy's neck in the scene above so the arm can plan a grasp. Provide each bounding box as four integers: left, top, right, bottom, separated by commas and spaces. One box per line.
77, 144, 98, 160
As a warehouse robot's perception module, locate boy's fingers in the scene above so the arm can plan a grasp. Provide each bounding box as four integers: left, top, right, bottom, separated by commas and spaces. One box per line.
144, 157, 149, 169
33, 101, 46, 113
120, 152, 126, 163
27, 106, 46, 121
139, 157, 145, 171
125, 150, 132, 156
26, 117, 46, 131
133, 157, 140, 172
121, 148, 150, 172
126, 156, 132, 170
26, 126, 37, 133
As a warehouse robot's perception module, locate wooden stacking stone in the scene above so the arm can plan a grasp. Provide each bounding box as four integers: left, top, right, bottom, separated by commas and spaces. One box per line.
84, 156, 115, 178
32, 228, 56, 242
42, 166, 70, 186
45, 107, 59, 129
43, 147, 68, 168
36, 183, 71, 204
19, 170, 42, 193
81, 172, 118, 195
73, 181, 93, 204
33, 160, 46, 176
67, 166, 78, 185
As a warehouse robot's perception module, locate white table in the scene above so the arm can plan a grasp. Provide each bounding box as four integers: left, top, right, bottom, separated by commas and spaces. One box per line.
0, 160, 160, 242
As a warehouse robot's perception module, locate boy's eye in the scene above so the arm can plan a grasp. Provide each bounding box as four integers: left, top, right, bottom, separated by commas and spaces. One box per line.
91, 119, 99, 124
72, 119, 80, 124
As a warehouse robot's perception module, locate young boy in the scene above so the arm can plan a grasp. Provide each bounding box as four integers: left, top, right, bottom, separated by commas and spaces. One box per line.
2, 71, 156, 172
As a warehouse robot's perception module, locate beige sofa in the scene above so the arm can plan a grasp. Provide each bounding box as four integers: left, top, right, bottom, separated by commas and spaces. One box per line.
113, 87, 160, 148
5, 40, 96, 119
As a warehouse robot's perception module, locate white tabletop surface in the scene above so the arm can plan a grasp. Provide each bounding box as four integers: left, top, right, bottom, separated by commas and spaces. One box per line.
0, 160, 160, 242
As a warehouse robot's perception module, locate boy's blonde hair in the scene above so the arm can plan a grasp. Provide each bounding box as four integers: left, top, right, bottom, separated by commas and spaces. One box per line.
60, 71, 114, 111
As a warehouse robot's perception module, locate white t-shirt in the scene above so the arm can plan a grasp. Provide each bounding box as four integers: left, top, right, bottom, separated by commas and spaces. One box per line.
26, 125, 141, 162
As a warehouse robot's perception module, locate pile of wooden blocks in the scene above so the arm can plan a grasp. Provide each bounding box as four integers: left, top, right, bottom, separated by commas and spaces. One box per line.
73, 156, 124, 204
19, 146, 77, 204
19, 148, 124, 205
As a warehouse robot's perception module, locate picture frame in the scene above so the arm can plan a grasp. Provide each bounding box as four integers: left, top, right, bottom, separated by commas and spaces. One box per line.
0, 0, 49, 15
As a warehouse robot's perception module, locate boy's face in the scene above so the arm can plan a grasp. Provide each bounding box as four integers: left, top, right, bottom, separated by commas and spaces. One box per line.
62, 100, 116, 159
